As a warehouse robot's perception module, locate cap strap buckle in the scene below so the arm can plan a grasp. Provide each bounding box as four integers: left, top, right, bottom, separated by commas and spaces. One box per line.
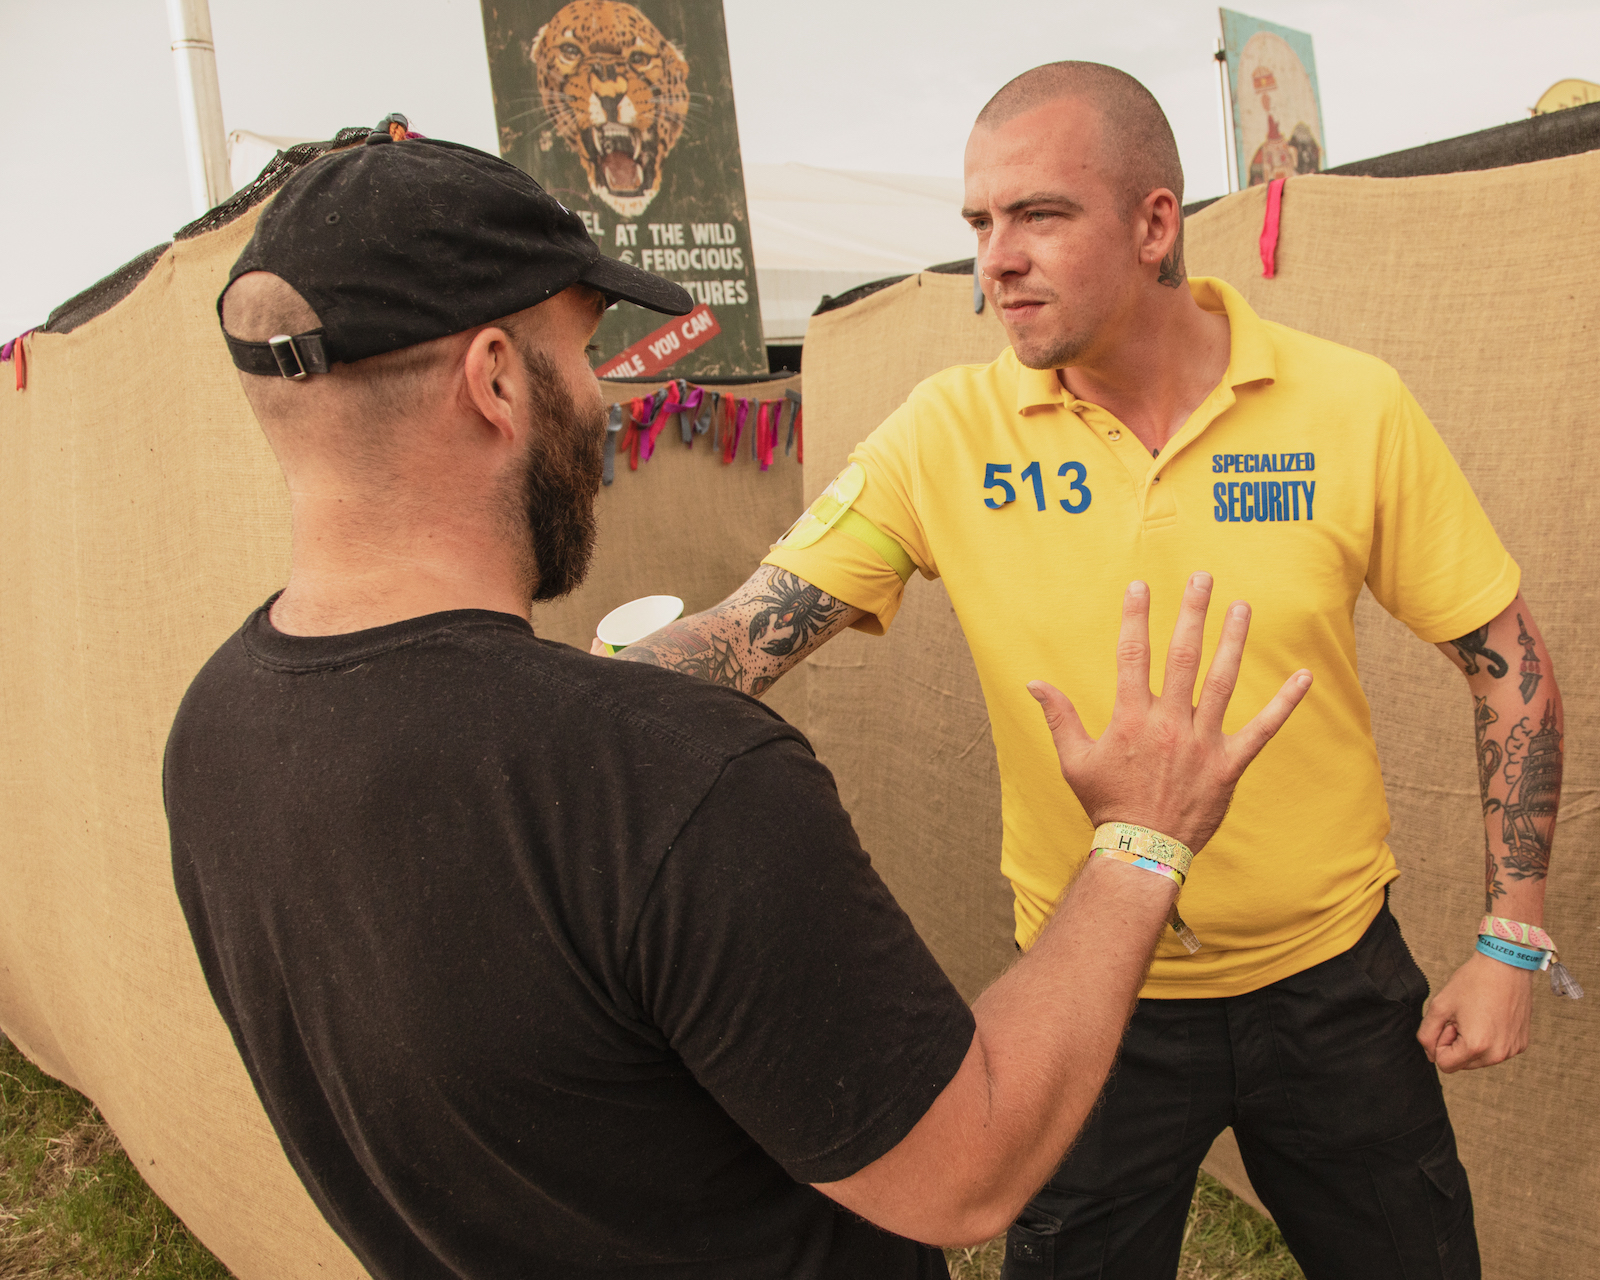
269, 334, 310, 380
221, 328, 330, 378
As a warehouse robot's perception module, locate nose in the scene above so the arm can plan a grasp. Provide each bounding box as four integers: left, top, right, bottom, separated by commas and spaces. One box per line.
589, 67, 628, 109
980, 220, 1031, 283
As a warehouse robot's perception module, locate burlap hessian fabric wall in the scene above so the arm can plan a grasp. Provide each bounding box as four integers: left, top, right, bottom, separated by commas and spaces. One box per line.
0, 199, 803, 1278
0, 209, 365, 1278
530, 377, 806, 727
4, 152, 1595, 1276
799, 152, 1599, 1273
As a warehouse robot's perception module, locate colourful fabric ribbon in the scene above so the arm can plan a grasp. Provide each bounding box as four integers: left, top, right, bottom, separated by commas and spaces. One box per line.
1260, 176, 1286, 279
601, 402, 625, 486
2, 329, 32, 391
784, 389, 803, 457
598, 381, 797, 471
677, 382, 706, 444
625, 398, 647, 471
639, 384, 677, 463
724, 398, 751, 466
757, 400, 785, 471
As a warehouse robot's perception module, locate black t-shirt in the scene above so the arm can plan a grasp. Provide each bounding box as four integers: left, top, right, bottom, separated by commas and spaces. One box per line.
165, 602, 974, 1280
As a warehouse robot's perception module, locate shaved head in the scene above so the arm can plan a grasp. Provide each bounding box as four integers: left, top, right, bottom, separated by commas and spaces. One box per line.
977, 62, 1184, 215
221, 272, 455, 444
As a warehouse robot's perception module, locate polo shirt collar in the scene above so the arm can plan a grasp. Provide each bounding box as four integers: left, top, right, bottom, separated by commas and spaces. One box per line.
1010, 275, 1277, 416
1013, 351, 1065, 415
1191, 276, 1276, 390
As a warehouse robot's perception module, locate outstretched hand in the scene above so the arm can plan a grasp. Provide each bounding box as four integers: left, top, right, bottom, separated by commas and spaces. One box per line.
1029, 574, 1312, 854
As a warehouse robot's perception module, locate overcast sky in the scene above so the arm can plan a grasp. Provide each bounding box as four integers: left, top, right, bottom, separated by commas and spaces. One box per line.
3, 0, 1595, 338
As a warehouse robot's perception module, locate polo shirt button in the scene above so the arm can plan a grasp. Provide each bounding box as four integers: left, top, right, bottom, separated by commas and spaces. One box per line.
1153, 476, 1161, 482
1107, 429, 1121, 440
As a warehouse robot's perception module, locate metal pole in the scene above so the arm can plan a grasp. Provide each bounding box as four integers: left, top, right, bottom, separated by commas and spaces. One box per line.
1214, 38, 1237, 194
167, 0, 231, 215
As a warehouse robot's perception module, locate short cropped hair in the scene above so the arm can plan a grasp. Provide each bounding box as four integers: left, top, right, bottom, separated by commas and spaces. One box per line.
976, 62, 1185, 212
221, 272, 454, 438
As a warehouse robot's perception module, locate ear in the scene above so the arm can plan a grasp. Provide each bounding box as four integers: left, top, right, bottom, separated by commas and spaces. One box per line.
1136, 188, 1182, 267
462, 326, 527, 446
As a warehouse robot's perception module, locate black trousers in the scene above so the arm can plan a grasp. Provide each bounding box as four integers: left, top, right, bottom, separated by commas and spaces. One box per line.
1002, 906, 1479, 1280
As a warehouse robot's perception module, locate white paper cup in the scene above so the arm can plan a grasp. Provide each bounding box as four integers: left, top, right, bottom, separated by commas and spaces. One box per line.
596, 595, 684, 654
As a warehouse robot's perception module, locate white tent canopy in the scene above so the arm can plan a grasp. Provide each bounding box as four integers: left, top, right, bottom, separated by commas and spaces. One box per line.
743, 163, 972, 343
227, 135, 974, 348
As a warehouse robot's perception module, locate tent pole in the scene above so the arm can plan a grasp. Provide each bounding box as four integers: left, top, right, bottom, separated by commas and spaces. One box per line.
166, 0, 231, 215
1214, 37, 1237, 194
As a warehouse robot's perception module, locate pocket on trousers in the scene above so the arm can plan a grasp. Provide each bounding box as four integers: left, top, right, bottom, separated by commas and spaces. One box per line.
1000, 1206, 1061, 1279
1350, 907, 1430, 1011
1419, 1125, 1480, 1280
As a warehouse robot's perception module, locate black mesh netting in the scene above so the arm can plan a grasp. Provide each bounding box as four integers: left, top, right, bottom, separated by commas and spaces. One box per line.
42, 127, 372, 336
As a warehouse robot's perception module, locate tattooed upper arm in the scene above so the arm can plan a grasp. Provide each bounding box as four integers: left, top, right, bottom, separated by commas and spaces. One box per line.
743, 567, 858, 658
1445, 624, 1508, 679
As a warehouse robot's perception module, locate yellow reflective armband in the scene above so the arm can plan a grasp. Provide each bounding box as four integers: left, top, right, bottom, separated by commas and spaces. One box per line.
834, 509, 915, 583
773, 462, 915, 583
776, 463, 866, 550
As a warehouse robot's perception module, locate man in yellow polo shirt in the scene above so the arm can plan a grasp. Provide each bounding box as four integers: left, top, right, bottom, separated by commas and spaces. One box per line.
610, 62, 1566, 1279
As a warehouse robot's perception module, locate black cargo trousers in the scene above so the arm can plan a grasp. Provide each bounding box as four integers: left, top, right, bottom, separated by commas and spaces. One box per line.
1001, 904, 1479, 1280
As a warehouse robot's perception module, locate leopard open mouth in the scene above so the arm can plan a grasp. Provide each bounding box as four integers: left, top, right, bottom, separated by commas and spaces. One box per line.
591, 123, 645, 195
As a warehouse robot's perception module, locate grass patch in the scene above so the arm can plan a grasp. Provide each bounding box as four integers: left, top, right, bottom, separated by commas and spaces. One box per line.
3, 1034, 1299, 1280
946, 1172, 1304, 1280
1177, 1173, 1304, 1280
0, 1035, 231, 1280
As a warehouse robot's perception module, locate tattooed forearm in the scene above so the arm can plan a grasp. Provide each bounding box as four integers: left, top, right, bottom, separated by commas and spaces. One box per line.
1444, 595, 1562, 913
1472, 695, 1561, 905
1496, 700, 1562, 883
615, 565, 863, 696
1515, 613, 1541, 704
625, 626, 747, 688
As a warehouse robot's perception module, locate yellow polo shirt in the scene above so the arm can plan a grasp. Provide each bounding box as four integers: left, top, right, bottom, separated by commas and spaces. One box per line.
766, 277, 1518, 997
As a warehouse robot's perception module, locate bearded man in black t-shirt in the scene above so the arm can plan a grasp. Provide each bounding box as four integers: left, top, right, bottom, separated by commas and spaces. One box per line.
164, 136, 1309, 1280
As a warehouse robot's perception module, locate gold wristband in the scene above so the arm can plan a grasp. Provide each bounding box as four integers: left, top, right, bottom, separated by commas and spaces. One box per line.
1091, 822, 1194, 879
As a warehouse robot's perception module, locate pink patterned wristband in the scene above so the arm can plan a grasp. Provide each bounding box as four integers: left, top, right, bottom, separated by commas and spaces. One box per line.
1477, 915, 1584, 999
1477, 915, 1556, 953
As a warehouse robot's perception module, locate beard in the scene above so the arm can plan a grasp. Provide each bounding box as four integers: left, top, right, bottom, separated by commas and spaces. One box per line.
1013, 328, 1090, 371
992, 291, 1095, 371
511, 345, 607, 602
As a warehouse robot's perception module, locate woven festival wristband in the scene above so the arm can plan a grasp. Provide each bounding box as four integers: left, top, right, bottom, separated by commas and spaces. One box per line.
1475, 916, 1584, 999
1091, 847, 1201, 955
1091, 822, 1194, 879
1475, 935, 1546, 971
1477, 914, 1556, 952
1093, 847, 1183, 888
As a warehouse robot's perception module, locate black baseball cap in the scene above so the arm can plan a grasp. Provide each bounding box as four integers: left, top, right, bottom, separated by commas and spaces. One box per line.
219, 134, 693, 379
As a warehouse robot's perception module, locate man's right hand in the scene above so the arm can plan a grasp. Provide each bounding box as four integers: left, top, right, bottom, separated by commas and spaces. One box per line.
1028, 572, 1312, 854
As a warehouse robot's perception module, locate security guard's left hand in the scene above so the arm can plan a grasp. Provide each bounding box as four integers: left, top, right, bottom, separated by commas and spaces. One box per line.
1418, 950, 1534, 1072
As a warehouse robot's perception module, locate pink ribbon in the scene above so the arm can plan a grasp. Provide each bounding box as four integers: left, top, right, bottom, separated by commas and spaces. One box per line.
1259, 177, 1285, 279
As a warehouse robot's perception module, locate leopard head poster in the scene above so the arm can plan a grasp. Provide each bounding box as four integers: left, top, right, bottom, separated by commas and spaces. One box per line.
480, 0, 766, 377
